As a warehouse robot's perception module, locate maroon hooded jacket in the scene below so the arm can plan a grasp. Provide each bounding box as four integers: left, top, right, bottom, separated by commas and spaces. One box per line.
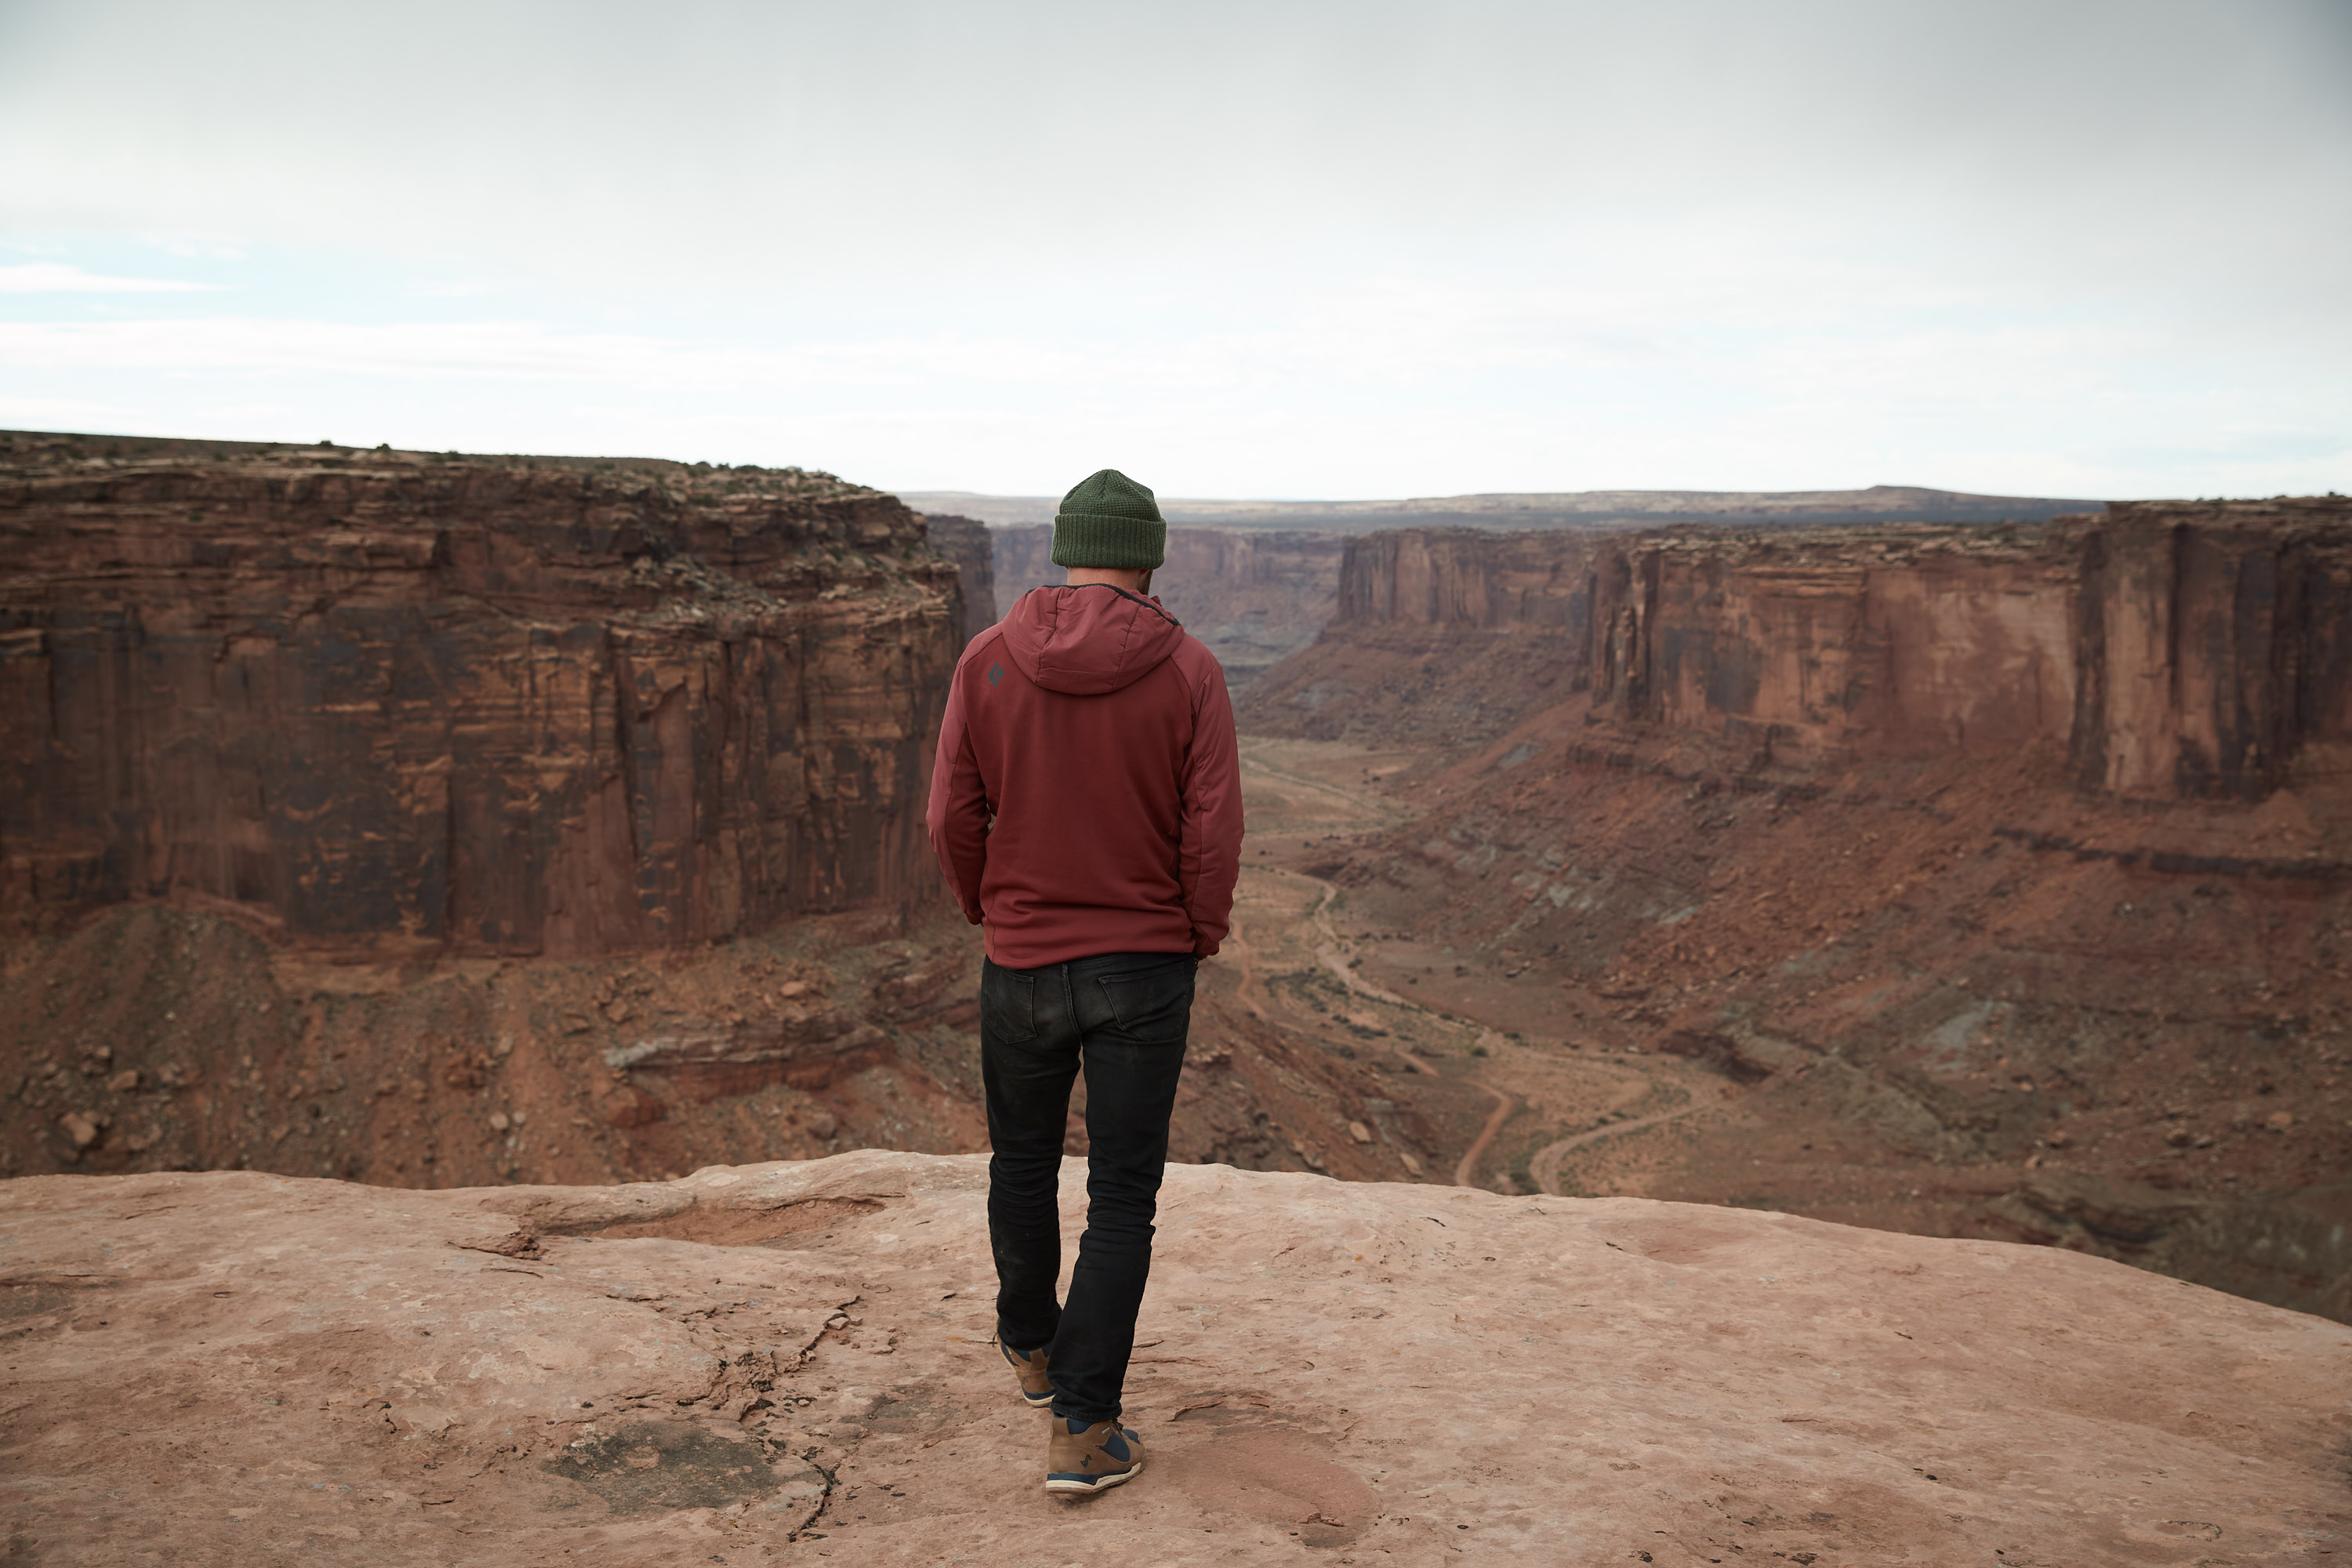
926, 583, 1244, 969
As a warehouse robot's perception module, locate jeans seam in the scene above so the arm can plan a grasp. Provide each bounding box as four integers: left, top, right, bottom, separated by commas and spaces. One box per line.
1098, 956, 1194, 982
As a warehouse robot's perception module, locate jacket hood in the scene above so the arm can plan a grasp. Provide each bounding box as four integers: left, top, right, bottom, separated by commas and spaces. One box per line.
1000, 584, 1185, 695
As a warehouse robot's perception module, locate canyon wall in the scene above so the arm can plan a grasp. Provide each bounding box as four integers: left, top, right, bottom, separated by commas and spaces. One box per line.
1247, 499, 2352, 1320
917, 512, 996, 645
1334, 526, 1602, 628
991, 522, 1345, 685
901, 482, 2104, 531
1247, 498, 2352, 797
2074, 503, 2352, 797
0, 439, 1388, 1192
0, 436, 964, 956
1581, 527, 2080, 767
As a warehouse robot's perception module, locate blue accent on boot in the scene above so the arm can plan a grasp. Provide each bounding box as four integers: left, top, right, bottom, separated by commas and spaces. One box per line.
1005, 1342, 1057, 1406
1058, 1417, 1135, 1460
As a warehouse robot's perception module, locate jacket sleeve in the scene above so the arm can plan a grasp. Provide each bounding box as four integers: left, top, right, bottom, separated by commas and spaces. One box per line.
1176, 655, 1244, 957
924, 662, 989, 924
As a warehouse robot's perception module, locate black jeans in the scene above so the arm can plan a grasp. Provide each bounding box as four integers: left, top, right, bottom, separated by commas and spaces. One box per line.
982, 949, 1195, 1424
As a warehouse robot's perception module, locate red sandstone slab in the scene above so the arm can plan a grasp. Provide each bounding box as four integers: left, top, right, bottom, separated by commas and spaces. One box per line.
0, 1149, 2342, 1563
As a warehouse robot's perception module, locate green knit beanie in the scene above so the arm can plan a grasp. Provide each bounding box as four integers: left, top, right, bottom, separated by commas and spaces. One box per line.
1051, 468, 1167, 570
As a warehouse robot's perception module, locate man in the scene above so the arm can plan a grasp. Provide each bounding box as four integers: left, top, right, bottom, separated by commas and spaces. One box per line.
925, 468, 1244, 1496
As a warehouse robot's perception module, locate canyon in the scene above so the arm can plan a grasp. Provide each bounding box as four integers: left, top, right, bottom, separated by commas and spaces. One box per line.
0, 432, 985, 1188
1239, 499, 2352, 1322
904, 481, 2102, 532
5, 430, 2348, 1341
0, 437, 1388, 1195
1249, 498, 2352, 793
988, 522, 1345, 687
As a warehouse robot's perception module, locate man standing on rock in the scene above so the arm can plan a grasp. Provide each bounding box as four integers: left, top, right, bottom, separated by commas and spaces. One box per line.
926, 467, 1243, 1495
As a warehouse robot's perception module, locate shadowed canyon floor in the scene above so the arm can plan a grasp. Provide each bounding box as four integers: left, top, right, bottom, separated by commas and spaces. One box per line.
0, 739, 1472, 1192
5, 1149, 2345, 1566
1233, 731, 2352, 1324
0, 739, 1704, 1203
1215, 502, 2352, 1323
15, 731, 2352, 1326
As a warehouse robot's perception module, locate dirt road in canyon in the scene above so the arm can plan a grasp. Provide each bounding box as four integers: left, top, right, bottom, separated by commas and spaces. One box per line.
1225, 736, 1741, 1197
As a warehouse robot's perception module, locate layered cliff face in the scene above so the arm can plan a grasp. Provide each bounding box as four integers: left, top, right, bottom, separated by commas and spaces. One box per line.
1236, 499, 2352, 1320
991, 523, 1345, 686
0, 445, 1398, 1190
0, 434, 964, 956
1250, 498, 2352, 798
1332, 524, 1605, 627
900, 482, 2103, 530
1581, 530, 2073, 764
1589, 499, 2352, 793
915, 512, 996, 645
2073, 500, 2352, 797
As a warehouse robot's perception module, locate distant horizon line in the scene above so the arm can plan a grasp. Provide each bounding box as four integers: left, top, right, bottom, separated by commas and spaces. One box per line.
894, 481, 2109, 508
891, 482, 2118, 531
4, 426, 2270, 514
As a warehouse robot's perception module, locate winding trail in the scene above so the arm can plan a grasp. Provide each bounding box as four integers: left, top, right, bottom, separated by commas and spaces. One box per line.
1234, 738, 1728, 1196
1452, 1084, 1519, 1189
1304, 882, 1410, 1006
1526, 1089, 1733, 1196
1225, 914, 1271, 1021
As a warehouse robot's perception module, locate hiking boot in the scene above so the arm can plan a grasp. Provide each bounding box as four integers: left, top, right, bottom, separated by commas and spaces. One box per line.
1044, 1414, 1145, 1494
1001, 1341, 1054, 1409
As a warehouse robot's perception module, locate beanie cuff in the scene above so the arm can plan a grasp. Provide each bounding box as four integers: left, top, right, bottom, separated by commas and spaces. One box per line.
1051, 510, 1167, 571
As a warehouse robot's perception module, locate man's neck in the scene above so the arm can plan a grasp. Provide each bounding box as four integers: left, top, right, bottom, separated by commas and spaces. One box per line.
1065, 567, 1153, 594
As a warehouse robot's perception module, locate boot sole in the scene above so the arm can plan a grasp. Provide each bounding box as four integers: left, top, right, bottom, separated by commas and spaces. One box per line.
1018, 1391, 1054, 1409
1044, 1461, 1142, 1495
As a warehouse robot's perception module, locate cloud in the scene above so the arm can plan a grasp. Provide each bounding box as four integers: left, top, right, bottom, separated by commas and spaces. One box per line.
0, 262, 219, 293
2, 2, 2346, 310
0, 316, 1074, 389
4, 294, 2340, 497
0, 394, 122, 423
0, 1, 2342, 495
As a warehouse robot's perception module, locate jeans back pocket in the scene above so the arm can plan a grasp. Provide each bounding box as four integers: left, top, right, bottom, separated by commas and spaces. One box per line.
981, 964, 1038, 1045
1097, 960, 1196, 1045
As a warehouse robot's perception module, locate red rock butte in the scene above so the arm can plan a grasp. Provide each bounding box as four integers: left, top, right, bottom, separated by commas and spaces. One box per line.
1255, 496, 2352, 800
0, 436, 974, 957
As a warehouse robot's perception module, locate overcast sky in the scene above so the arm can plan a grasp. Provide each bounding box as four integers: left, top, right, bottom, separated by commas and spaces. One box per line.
1, 0, 2345, 499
